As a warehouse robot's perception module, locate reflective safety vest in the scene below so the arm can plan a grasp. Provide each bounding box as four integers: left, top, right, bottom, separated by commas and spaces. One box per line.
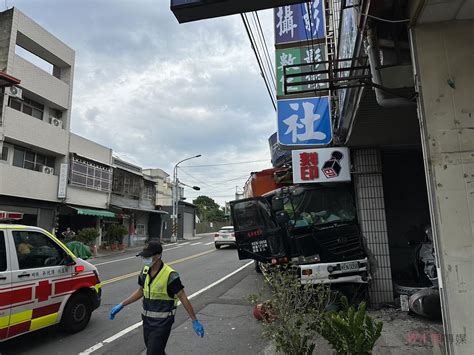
141, 263, 178, 319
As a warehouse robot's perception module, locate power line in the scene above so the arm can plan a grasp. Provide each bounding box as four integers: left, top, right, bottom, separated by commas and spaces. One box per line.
252, 12, 277, 92
241, 13, 276, 111
180, 159, 268, 168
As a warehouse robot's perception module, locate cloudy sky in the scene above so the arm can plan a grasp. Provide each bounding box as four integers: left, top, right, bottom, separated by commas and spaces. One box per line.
12, 0, 276, 205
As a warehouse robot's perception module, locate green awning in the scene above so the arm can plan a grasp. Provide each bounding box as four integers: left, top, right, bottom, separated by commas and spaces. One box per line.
73, 208, 115, 218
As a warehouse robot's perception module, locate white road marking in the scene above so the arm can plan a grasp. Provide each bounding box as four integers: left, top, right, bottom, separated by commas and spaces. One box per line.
180, 242, 191, 245
79, 260, 254, 355
190, 242, 202, 245
204, 242, 214, 245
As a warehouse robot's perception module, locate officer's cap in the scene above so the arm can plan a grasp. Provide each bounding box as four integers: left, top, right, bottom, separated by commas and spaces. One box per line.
137, 240, 163, 257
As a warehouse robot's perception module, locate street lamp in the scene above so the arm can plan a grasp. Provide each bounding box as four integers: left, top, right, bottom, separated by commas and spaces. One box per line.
172, 154, 201, 242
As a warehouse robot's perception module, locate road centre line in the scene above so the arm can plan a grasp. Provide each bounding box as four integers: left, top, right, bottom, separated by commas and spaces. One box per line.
180, 242, 191, 245
190, 242, 201, 245
79, 260, 254, 355
101, 249, 215, 285
93, 243, 182, 266
204, 242, 214, 245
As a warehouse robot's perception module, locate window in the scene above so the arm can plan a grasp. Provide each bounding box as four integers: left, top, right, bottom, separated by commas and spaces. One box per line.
0, 231, 7, 272
70, 156, 112, 192
12, 147, 55, 172
1, 146, 8, 161
112, 169, 141, 198
12, 231, 68, 269
8, 96, 44, 120
142, 183, 155, 200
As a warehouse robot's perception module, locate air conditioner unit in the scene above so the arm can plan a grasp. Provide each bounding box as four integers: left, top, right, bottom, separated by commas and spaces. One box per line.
41, 166, 54, 175
51, 117, 63, 128
6, 86, 22, 99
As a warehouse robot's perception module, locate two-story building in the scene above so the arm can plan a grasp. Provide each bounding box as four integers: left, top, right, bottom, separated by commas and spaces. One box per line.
110, 157, 164, 245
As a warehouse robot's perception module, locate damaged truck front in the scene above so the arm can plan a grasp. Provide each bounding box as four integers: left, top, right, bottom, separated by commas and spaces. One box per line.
230, 183, 371, 286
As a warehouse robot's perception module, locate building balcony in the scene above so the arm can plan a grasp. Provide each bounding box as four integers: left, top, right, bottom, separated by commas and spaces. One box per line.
10, 55, 71, 109
3, 106, 69, 155
0, 163, 59, 202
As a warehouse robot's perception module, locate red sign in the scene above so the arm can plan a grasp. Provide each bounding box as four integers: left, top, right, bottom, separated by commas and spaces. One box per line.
299, 152, 319, 180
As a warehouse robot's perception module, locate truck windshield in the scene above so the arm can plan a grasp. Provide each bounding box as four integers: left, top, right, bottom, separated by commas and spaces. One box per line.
284, 186, 357, 228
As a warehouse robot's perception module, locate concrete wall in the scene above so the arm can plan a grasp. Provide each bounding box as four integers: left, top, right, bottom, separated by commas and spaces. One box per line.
69, 133, 113, 166
412, 20, 474, 354
3, 106, 69, 155
66, 186, 109, 209
0, 164, 59, 202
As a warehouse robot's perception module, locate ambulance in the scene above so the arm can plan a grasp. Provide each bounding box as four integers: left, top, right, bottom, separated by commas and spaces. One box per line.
0, 212, 101, 342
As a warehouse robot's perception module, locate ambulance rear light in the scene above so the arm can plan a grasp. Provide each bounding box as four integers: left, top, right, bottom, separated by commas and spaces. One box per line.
75, 265, 85, 273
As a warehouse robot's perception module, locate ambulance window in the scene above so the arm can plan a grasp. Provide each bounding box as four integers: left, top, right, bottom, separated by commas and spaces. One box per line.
12, 231, 68, 269
0, 231, 6, 271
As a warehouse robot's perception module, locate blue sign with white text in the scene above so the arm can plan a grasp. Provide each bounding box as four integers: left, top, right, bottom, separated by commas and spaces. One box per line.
274, 0, 325, 45
277, 96, 332, 146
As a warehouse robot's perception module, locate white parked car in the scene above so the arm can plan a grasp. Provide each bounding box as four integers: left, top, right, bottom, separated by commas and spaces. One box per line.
214, 226, 235, 249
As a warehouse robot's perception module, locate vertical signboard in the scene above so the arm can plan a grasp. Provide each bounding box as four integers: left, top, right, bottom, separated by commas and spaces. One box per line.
277, 96, 332, 146
337, 4, 358, 118
57, 163, 68, 199
292, 147, 351, 183
274, 0, 326, 45
276, 44, 328, 96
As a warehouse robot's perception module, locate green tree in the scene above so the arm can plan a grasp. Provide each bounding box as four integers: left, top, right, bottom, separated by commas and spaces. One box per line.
193, 195, 226, 222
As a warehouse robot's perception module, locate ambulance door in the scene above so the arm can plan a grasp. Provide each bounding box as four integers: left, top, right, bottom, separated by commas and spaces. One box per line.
0, 230, 12, 341
9, 229, 73, 338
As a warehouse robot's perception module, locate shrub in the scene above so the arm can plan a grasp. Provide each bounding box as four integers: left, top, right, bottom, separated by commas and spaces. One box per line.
77, 228, 99, 246
249, 265, 335, 355
106, 224, 128, 244
319, 296, 383, 355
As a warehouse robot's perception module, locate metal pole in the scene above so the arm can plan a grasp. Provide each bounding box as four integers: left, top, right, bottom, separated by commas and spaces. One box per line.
171, 155, 201, 242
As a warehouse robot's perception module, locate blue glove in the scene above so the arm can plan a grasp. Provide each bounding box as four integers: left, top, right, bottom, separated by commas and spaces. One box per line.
192, 319, 204, 337
109, 303, 124, 320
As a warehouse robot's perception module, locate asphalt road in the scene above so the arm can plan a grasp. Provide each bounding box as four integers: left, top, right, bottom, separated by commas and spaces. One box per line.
0, 234, 266, 355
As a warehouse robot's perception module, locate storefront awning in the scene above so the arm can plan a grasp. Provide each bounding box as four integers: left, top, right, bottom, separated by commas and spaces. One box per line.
72, 207, 115, 218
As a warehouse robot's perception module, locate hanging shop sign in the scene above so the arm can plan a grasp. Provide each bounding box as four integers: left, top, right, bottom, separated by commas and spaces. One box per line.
292, 147, 351, 183
276, 44, 328, 97
274, 0, 326, 45
277, 96, 332, 146
268, 132, 291, 168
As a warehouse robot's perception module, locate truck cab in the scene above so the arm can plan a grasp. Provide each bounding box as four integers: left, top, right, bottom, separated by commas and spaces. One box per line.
0, 213, 101, 342
230, 184, 371, 285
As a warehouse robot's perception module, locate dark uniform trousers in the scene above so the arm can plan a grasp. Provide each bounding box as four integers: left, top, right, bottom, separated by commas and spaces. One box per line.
143, 315, 174, 355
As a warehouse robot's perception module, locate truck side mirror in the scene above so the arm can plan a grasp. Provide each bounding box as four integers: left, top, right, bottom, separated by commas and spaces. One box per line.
272, 197, 284, 212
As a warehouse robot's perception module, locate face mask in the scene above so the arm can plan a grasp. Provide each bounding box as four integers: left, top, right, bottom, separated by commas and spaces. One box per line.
142, 257, 153, 266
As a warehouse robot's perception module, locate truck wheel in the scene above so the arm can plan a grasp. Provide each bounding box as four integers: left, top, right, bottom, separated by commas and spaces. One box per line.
255, 261, 262, 273
61, 293, 92, 333
215, 244, 221, 249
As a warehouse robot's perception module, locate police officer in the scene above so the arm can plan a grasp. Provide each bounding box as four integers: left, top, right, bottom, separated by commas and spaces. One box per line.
109, 240, 204, 354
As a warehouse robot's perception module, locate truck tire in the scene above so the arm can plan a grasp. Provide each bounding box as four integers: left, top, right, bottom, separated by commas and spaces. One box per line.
215, 244, 221, 249
61, 293, 93, 333
255, 261, 262, 273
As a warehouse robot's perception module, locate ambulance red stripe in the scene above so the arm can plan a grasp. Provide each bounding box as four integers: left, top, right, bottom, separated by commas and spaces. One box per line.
54, 275, 97, 295
8, 321, 31, 337
32, 303, 61, 319
0, 327, 7, 340
0, 288, 32, 307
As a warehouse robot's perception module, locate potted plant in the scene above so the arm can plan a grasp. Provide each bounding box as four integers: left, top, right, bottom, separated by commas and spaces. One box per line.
107, 224, 128, 251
